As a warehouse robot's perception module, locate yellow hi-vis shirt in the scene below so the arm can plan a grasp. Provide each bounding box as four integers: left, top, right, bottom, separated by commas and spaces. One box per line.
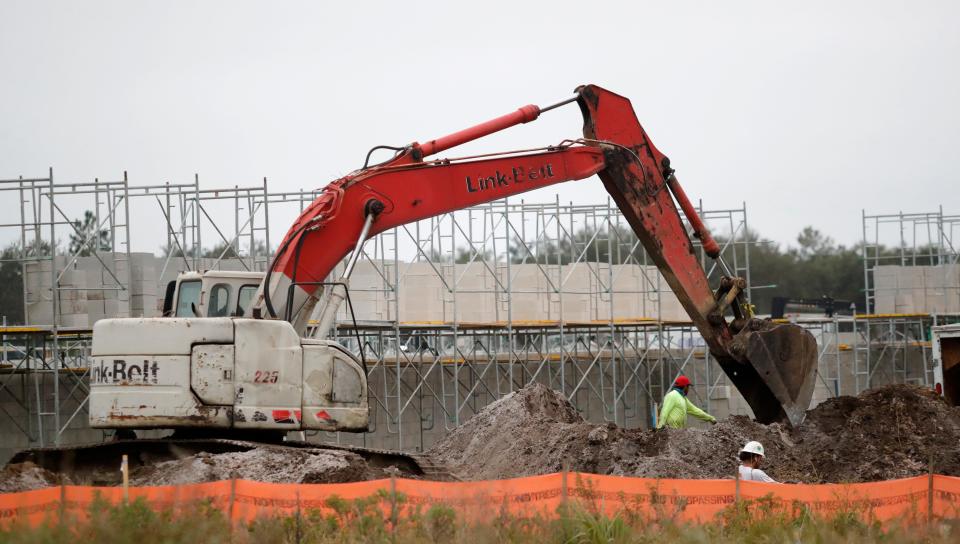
657, 389, 716, 429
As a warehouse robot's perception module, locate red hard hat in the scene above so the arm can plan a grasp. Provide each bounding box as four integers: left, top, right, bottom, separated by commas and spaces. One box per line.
674, 375, 691, 388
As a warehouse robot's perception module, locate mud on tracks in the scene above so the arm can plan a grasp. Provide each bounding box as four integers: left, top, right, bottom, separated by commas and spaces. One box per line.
128, 446, 382, 487
1, 442, 424, 491
0, 461, 67, 493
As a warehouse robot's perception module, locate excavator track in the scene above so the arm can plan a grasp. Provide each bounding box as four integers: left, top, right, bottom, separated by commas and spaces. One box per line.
7, 438, 458, 486
282, 440, 459, 482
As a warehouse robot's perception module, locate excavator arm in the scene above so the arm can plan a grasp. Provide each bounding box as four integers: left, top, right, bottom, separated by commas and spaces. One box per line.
251, 84, 817, 425
256, 145, 606, 327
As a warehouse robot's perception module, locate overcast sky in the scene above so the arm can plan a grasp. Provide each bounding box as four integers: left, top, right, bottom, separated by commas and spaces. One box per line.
1, 0, 957, 253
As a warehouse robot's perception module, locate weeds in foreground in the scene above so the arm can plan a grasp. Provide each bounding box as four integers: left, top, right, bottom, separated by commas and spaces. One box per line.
0, 491, 957, 544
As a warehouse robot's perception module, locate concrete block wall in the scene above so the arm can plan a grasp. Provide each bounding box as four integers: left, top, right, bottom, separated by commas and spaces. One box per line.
507, 264, 559, 321
396, 262, 446, 322
339, 261, 688, 325
339, 260, 395, 322
23, 253, 260, 326
874, 264, 960, 314
26, 254, 138, 326
23, 255, 692, 327
447, 262, 504, 323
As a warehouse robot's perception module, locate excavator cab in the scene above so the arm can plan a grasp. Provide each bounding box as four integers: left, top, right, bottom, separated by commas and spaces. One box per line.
161, 271, 265, 318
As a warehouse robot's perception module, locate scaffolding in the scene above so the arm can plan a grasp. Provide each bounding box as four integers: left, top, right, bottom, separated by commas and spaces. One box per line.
856, 208, 960, 395
0, 169, 949, 456
849, 314, 932, 392
862, 208, 960, 314
0, 169, 279, 447
331, 321, 727, 452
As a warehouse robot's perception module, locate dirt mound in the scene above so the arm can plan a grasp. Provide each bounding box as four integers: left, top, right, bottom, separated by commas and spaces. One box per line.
427, 383, 592, 480
616, 416, 802, 480
129, 447, 398, 487
789, 384, 960, 482
0, 462, 68, 493
430, 383, 960, 483
428, 385, 790, 481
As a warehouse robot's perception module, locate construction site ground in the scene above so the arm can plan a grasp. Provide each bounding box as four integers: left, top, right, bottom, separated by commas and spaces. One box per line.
3, 383, 959, 493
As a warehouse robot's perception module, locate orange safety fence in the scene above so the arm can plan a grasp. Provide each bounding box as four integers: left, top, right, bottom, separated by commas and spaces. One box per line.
935, 474, 960, 519
2, 473, 959, 528
740, 476, 931, 524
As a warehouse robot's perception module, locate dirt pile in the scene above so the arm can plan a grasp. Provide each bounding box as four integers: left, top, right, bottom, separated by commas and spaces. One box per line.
429, 383, 960, 483
427, 383, 592, 480
130, 446, 402, 486
614, 416, 800, 480
0, 462, 69, 493
789, 384, 960, 482
427, 384, 786, 481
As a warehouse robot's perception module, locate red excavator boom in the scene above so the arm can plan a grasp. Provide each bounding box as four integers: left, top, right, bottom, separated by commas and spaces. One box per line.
251, 85, 817, 425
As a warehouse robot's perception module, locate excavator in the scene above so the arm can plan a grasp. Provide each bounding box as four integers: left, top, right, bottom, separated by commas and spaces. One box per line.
9, 84, 818, 482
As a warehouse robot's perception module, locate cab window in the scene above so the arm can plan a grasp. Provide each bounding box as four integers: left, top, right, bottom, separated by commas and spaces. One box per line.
236, 284, 258, 316
208, 283, 232, 317
162, 280, 177, 316
175, 280, 201, 317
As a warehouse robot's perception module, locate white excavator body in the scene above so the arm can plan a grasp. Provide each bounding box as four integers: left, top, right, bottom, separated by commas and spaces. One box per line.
89, 272, 368, 432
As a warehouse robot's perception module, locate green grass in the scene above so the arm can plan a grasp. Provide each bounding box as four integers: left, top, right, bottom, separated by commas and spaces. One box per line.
0, 492, 956, 544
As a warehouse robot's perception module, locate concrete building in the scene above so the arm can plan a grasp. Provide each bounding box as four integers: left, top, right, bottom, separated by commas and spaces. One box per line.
872, 264, 960, 314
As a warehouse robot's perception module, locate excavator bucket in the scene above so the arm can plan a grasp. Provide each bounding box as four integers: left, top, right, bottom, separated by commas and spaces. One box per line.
725, 322, 819, 426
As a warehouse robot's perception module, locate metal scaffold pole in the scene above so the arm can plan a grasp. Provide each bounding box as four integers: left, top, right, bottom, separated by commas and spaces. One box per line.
48, 168, 60, 445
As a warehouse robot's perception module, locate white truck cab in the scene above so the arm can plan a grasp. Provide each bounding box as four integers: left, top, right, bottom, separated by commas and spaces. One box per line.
932, 324, 960, 406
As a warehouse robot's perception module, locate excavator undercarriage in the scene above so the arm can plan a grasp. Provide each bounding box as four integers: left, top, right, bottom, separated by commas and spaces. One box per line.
9, 438, 458, 485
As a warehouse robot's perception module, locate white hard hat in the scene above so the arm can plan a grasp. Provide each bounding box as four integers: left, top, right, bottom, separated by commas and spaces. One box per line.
740, 441, 765, 457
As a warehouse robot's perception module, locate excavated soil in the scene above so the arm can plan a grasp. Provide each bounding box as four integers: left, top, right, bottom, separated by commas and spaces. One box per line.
0, 462, 67, 493
4, 383, 959, 491
428, 383, 960, 483
128, 447, 388, 487
0, 446, 413, 493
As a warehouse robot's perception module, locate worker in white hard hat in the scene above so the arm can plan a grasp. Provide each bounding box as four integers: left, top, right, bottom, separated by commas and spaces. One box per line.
738, 441, 778, 483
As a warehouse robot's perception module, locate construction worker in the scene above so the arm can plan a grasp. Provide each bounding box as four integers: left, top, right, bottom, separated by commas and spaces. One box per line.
656, 375, 717, 429
738, 441, 778, 483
